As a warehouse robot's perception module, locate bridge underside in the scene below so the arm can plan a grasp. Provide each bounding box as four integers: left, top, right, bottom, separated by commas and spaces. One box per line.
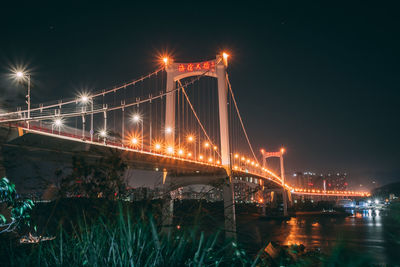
0, 128, 285, 195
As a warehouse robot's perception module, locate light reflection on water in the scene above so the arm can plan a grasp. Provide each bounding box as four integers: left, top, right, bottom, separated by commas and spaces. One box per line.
237, 209, 399, 265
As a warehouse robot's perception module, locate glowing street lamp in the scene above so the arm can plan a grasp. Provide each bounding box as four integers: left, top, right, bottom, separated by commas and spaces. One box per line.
52, 117, 63, 134
99, 130, 107, 138
132, 113, 143, 150
154, 143, 162, 151
131, 137, 138, 146
166, 146, 174, 154
187, 135, 194, 142
204, 142, 210, 148
163, 57, 169, 65
132, 114, 141, 123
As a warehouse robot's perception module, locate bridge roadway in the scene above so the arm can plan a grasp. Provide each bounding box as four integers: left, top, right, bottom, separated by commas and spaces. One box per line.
0, 124, 283, 191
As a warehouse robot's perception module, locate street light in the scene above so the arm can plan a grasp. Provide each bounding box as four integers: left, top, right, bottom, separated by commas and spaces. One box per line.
14, 70, 31, 127
132, 113, 143, 150
52, 118, 63, 134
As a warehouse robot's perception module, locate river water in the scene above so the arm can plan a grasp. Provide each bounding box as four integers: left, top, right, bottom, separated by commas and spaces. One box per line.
236, 209, 400, 265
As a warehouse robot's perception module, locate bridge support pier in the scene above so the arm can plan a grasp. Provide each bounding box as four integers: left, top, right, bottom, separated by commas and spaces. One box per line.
283, 189, 288, 217
161, 195, 174, 234
223, 176, 236, 240
261, 203, 266, 216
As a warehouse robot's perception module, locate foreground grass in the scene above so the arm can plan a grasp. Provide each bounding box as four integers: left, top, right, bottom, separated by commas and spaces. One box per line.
1, 211, 253, 266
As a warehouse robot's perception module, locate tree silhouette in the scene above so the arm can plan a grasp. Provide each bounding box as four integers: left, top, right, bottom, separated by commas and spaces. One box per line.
59, 150, 127, 200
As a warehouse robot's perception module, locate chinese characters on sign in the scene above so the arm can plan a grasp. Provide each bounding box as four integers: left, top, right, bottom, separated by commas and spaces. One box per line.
177, 61, 216, 72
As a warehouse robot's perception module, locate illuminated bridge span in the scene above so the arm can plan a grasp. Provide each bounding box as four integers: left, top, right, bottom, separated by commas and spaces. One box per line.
0, 53, 370, 237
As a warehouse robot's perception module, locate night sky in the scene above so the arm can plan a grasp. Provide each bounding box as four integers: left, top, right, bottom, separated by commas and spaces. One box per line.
1, 1, 399, 189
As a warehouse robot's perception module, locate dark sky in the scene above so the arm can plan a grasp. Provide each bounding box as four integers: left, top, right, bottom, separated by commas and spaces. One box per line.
1, 1, 399, 189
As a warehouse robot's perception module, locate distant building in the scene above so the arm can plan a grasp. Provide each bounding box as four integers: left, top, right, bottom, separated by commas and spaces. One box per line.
177, 185, 223, 202
293, 172, 323, 189
325, 173, 348, 191
293, 171, 348, 191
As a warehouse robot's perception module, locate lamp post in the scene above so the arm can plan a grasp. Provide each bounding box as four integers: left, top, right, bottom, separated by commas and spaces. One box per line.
15, 71, 31, 128
132, 114, 143, 151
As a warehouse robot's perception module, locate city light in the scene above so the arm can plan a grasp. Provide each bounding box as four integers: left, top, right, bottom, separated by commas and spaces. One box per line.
204, 142, 210, 148
213, 145, 218, 150
187, 152, 192, 157
208, 157, 213, 163
187, 135, 194, 142
199, 155, 204, 160
178, 149, 184, 155
281, 148, 285, 154
234, 154, 239, 159
16, 71, 24, 78
222, 52, 229, 60
163, 57, 168, 65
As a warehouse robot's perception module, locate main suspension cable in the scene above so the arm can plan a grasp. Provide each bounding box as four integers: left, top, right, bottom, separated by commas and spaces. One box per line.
226, 73, 259, 164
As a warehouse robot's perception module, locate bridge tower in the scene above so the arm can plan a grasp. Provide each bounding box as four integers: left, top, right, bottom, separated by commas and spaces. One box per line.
165, 53, 230, 166
164, 53, 236, 238
261, 148, 289, 217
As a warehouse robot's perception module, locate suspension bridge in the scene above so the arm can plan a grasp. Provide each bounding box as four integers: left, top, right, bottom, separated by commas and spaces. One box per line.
0, 52, 370, 237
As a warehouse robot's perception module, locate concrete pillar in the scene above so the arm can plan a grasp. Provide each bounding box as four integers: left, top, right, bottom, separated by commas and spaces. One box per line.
161, 170, 174, 234
282, 189, 288, 217
165, 69, 176, 145
216, 57, 230, 166
270, 191, 277, 208
223, 176, 236, 240
161, 196, 174, 233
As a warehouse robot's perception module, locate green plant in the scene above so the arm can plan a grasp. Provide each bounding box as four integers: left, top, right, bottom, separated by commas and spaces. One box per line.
2, 209, 253, 266
0, 177, 34, 234
59, 150, 127, 199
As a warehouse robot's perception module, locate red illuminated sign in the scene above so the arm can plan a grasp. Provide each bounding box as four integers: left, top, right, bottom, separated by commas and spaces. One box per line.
177, 61, 215, 72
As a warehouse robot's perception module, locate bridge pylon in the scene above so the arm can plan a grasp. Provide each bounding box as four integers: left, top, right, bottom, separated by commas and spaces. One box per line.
164, 53, 236, 238
261, 148, 289, 217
